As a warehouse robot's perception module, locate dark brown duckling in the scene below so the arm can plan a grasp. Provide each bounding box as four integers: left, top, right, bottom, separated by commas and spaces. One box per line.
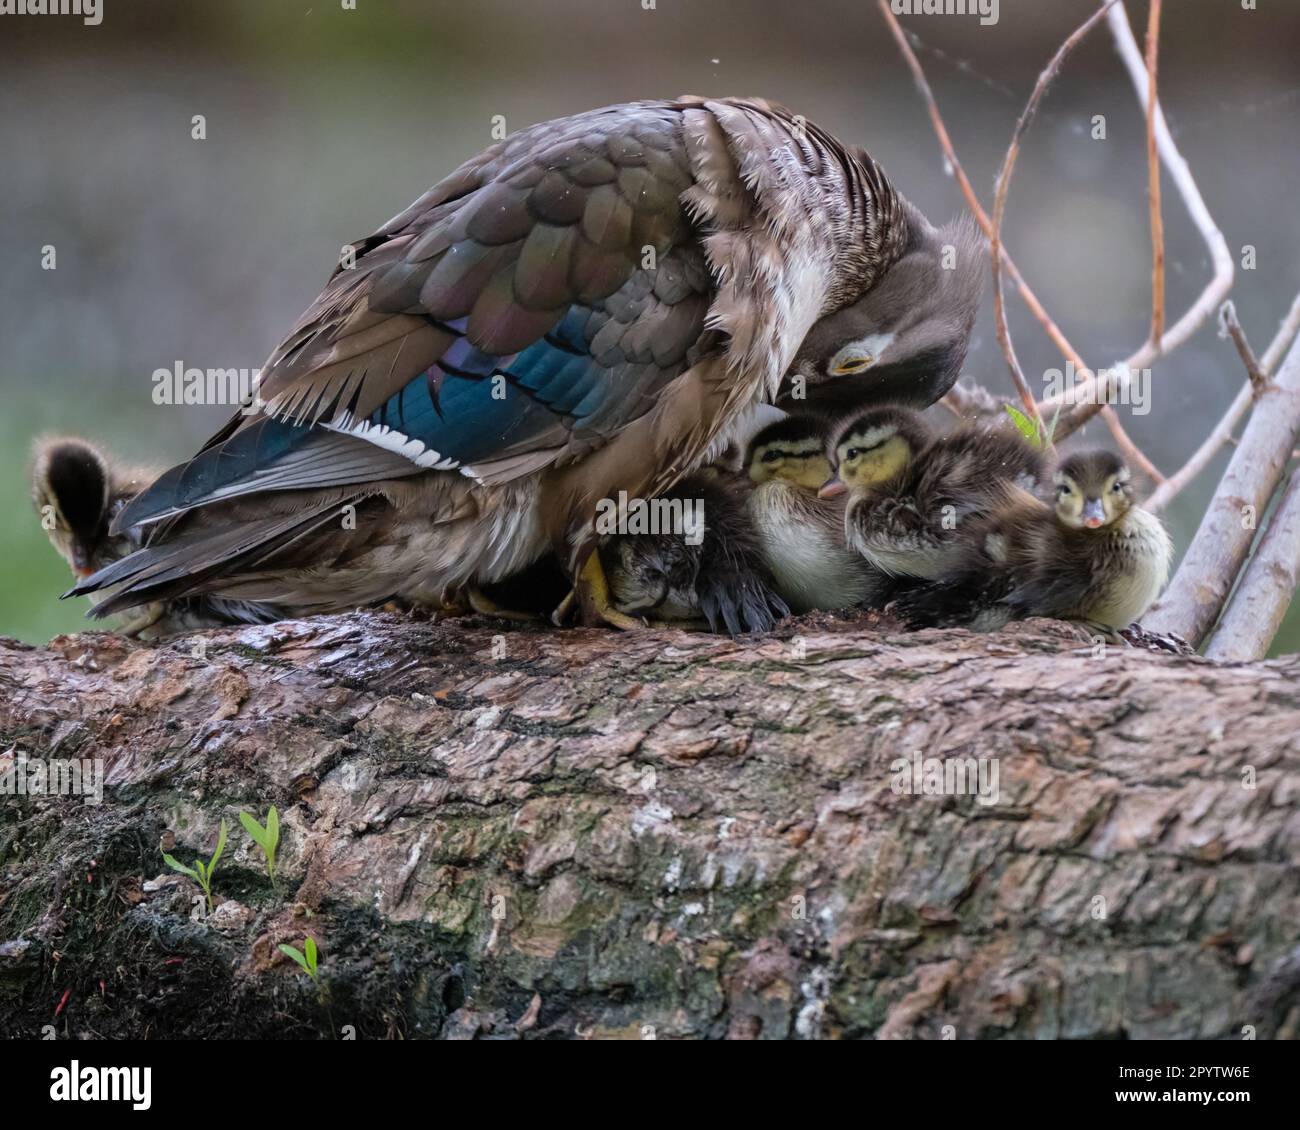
894, 449, 1172, 638
603, 469, 790, 635
822, 404, 1044, 580
744, 415, 887, 612
31, 436, 279, 638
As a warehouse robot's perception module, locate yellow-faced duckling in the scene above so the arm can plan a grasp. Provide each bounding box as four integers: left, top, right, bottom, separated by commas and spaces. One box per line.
603, 469, 790, 635
822, 405, 1044, 580
744, 415, 887, 612
31, 436, 279, 638
895, 449, 1172, 638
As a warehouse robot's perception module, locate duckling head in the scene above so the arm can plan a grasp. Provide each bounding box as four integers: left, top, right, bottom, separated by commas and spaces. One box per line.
820, 406, 931, 499
746, 415, 834, 491
1052, 450, 1133, 530
606, 538, 696, 618
30, 437, 113, 578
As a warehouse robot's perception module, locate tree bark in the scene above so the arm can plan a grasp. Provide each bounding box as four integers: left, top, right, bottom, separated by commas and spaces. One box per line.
2, 611, 1298, 1040
1145, 331, 1300, 646
1207, 472, 1300, 662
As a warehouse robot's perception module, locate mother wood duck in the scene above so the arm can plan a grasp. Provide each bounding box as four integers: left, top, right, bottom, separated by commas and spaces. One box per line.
72, 96, 983, 628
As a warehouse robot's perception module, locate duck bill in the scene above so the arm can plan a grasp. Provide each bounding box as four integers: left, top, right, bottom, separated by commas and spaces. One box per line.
1081, 499, 1105, 528
818, 476, 847, 500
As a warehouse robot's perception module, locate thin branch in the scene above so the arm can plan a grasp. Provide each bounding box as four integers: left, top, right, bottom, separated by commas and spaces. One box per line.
1218, 301, 1269, 396
875, 1, 1089, 377
989, 0, 1120, 440
1144, 331, 1300, 647
1047, 2, 1235, 442
876, 0, 1156, 478
1145, 293, 1300, 514
1145, 0, 1165, 348
1205, 471, 1300, 662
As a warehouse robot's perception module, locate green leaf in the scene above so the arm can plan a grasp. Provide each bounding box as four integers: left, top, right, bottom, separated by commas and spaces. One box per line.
265, 807, 279, 855
161, 853, 198, 881
195, 860, 206, 883
305, 935, 318, 974
239, 810, 267, 849
279, 943, 310, 974
208, 819, 229, 875
1004, 404, 1040, 446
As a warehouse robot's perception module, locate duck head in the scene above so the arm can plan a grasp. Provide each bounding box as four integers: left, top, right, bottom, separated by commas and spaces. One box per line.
1052, 450, 1133, 530
30, 438, 115, 578
746, 415, 835, 492
820, 405, 933, 499
781, 209, 984, 414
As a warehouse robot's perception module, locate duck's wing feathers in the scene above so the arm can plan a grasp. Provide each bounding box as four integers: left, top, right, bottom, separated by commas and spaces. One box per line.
112, 102, 716, 535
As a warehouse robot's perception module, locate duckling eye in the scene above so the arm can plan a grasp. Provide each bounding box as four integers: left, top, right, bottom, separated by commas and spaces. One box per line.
1111, 481, 1125, 494
845, 448, 861, 461
1056, 484, 1071, 497
761, 450, 781, 464
830, 355, 874, 376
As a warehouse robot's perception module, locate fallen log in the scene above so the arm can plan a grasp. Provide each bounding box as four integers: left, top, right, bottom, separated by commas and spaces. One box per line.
1, 611, 1297, 1040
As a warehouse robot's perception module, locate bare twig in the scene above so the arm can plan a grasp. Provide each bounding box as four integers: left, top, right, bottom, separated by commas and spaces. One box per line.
1146, 293, 1300, 513
1046, 3, 1234, 443
877, 0, 1157, 478
1205, 471, 1300, 662
1218, 301, 1270, 396
874, 0, 1082, 377
989, 0, 1120, 440
1145, 0, 1165, 348
1143, 332, 1300, 647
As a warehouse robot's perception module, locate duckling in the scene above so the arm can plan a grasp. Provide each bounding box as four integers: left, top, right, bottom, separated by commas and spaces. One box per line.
894, 449, 1172, 638
603, 469, 790, 635
822, 405, 1044, 580
30, 436, 278, 638
744, 415, 886, 612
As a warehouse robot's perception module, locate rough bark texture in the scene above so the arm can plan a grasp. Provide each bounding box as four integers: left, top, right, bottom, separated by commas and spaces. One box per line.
2, 610, 1299, 1041
1146, 332, 1300, 646
1208, 472, 1300, 662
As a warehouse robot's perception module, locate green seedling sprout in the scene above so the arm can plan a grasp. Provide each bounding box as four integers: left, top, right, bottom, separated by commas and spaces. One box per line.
161, 818, 228, 914
1004, 402, 1063, 452
279, 936, 319, 982
239, 806, 280, 884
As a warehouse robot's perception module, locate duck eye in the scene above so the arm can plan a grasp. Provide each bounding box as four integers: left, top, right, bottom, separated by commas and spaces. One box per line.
830, 355, 874, 376
761, 450, 781, 464
1111, 481, 1124, 493
845, 448, 861, 461
1057, 484, 1070, 497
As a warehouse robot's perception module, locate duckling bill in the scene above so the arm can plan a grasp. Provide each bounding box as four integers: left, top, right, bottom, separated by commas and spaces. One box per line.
895, 449, 1172, 636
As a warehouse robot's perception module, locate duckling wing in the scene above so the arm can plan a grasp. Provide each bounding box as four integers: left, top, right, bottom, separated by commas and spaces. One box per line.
913, 428, 1047, 514
1005, 565, 1095, 622
849, 495, 949, 578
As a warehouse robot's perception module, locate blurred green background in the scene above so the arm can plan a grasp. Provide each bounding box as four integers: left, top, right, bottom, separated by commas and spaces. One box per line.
2, 0, 1298, 649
